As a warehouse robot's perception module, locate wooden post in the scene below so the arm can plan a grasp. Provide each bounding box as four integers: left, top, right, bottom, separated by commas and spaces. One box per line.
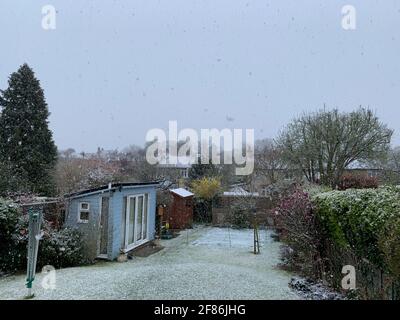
253, 209, 260, 254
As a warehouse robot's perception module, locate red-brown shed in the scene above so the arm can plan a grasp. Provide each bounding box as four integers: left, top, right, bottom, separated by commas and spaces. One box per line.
168, 188, 194, 230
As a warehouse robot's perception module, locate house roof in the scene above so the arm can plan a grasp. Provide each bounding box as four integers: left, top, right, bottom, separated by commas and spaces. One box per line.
157, 155, 193, 169
170, 188, 194, 198
223, 186, 259, 197
346, 160, 382, 170
65, 182, 160, 199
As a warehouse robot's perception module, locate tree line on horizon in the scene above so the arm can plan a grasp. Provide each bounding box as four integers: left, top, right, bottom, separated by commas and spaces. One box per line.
0, 63, 398, 197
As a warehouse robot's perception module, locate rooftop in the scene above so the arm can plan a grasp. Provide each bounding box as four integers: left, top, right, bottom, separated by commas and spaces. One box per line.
170, 188, 194, 198
65, 182, 160, 199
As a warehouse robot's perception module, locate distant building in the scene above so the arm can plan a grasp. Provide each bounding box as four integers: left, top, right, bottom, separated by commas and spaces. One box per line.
344, 160, 384, 179
156, 155, 192, 181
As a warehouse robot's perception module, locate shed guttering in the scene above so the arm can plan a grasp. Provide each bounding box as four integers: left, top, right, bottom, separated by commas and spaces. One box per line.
65, 182, 160, 200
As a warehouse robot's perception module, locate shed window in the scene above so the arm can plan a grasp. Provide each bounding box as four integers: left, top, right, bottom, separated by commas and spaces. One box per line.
78, 202, 90, 223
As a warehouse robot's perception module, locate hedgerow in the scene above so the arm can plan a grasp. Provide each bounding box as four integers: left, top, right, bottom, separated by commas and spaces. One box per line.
0, 198, 87, 273
312, 186, 400, 270
273, 186, 400, 298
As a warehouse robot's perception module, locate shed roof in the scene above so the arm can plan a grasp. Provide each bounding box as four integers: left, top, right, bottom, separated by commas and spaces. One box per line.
65, 182, 160, 199
170, 188, 194, 198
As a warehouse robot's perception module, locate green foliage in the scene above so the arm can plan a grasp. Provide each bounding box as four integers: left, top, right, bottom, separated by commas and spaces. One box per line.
0, 199, 21, 272
39, 227, 86, 268
313, 187, 400, 269
302, 183, 332, 197
378, 217, 400, 279
0, 64, 58, 196
0, 198, 86, 273
229, 203, 250, 228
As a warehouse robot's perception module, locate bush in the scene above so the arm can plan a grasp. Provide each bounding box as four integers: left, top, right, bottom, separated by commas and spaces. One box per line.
337, 173, 378, 190
312, 186, 400, 268
229, 203, 251, 228
193, 198, 212, 223
0, 199, 22, 272
272, 189, 322, 277
38, 227, 86, 268
192, 177, 221, 223
311, 187, 400, 298
272, 186, 400, 298
378, 217, 400, 279
0, 198, 87, 273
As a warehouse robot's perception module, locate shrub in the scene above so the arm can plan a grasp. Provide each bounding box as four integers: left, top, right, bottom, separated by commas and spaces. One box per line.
39, 227, 86, 268
1, 198, 87, 273
0, 199, 22, 272
192, 177, 221, 223
312, 186, 400, 269
229, 203, 251, 228
337, 173, 378, 190
378, 217, 400, 279
272, 189, 322, 277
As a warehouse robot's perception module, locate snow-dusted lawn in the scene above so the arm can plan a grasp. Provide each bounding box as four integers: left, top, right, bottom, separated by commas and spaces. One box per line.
0, 226, 299, 300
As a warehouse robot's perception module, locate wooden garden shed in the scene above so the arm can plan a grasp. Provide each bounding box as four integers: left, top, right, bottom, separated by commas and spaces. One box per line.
167, 188, 194, 230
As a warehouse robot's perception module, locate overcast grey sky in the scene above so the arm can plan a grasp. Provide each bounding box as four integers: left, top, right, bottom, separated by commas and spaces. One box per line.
0, 0, 399, 152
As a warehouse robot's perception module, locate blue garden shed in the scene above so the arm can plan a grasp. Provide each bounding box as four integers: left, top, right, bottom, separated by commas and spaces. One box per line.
64, 182, 159, 260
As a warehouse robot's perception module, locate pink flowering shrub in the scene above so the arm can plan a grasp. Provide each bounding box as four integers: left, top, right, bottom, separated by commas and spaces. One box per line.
272, 189, 323, 277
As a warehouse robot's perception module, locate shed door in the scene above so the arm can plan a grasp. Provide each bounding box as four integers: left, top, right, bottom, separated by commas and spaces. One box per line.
124, 194, 149, 251
99, 196, 109, 256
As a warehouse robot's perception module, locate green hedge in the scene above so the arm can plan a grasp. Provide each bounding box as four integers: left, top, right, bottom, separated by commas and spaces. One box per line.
312, 186, 400, 273
1, 198, 87, 273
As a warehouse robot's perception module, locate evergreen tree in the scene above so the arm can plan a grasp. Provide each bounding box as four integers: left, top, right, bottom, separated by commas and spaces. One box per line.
0, 63, 57, 195
188, 156, 220, 181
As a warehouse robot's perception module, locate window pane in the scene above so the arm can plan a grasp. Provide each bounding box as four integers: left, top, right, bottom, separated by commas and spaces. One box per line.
81, 203, 89, 210
80, 211, 89, 221
136, 196, 143, 241
143, 194, 148, 239
128, 197, 135, 244
121, 197, 127, 249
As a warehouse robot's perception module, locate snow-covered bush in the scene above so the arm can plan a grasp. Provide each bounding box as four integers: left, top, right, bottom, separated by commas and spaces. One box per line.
313, 186, 400, 269
229, 203, 251, 228
0, 199, 22, 272
39, 227, 86, 268
0, 198, 87, 273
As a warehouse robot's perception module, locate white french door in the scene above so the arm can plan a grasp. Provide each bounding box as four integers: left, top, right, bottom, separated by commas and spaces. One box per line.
124, 194, 149, 251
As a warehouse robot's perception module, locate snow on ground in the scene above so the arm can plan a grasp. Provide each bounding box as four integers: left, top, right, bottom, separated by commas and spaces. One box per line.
0, 226, 299, 300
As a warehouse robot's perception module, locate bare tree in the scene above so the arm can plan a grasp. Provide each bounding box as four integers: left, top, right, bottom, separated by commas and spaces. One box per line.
254, 138, 285, 184
278, 107, 393, 187
54, 150, 121, 195
380, 146, 400, 184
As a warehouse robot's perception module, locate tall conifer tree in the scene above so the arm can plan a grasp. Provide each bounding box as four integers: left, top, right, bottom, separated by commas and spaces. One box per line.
0, 64, 57, 195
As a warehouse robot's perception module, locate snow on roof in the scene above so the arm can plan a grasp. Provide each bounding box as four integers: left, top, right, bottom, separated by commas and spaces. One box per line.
157, 155, 193, 168
170, 188, 194, 198
346, 160, 382, 170
223, 186, 259, 197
